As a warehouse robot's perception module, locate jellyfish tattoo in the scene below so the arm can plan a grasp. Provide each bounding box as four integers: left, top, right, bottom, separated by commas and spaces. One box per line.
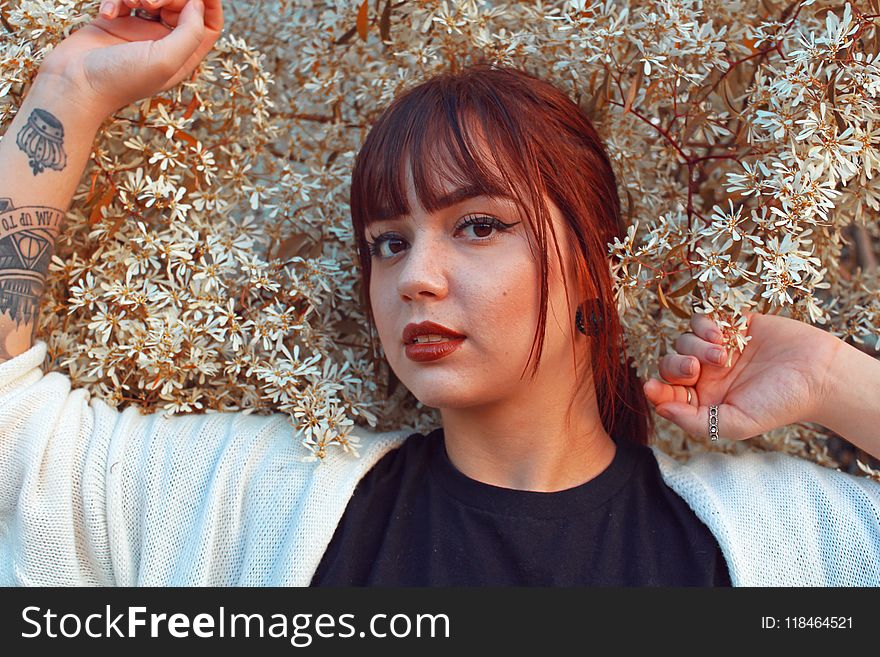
16, 108, 67, 176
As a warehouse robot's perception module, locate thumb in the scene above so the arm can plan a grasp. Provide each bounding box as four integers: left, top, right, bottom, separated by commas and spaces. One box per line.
148, 0, 205, 75
655, 402, 747, 441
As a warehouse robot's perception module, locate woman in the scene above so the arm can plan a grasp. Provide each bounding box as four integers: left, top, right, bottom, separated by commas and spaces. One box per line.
0, 0, 877, 586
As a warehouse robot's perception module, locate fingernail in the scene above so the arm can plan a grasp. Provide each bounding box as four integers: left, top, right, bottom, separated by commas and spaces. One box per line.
682, 359, 695, 376
657, 408, 672, 419
710, 347, 725, 364
101, 1, 113, 15
711, 330, 723, 343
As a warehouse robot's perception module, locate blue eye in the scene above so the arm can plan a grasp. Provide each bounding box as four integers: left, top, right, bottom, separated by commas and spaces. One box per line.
365, 215, 519, 260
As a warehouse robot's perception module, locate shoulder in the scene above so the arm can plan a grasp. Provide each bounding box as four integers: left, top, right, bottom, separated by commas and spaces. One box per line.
652, 445, 880, 505
651, 446, 880, 586
348, 427, 438, 485
349, 425, 415, 450
118, 421, 417, 585
311, 425, 419, 484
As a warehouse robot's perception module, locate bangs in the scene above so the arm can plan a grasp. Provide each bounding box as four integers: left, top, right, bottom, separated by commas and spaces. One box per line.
350, 76, 542, 229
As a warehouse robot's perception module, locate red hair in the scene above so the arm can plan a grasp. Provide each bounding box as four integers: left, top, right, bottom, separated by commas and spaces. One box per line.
349, 63, 654, 447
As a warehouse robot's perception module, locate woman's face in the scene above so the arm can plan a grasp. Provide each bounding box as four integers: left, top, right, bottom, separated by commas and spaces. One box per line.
367, 156, 588, 413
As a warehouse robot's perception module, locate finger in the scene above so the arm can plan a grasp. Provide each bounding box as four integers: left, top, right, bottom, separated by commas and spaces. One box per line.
642, 377, 696, 408
99, 0, 122, 18
691, 311, 725, 344
658, 352, 700, 385
159, 8, 182, 28
148, 0, 205, 74
672, 331, 728, 368
144, 0, 223, 31
202, 0, 224, 31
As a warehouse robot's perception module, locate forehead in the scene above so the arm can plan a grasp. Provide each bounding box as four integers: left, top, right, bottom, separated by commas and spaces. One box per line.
371, 144, 514, 225
387, 180, 514, 222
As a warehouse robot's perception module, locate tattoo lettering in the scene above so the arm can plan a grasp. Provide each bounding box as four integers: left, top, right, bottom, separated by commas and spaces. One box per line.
0, 197, 64, 326
16, 107, 67, 175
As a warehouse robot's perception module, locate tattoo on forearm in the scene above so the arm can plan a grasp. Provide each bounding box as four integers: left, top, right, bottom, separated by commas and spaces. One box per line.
0, 198, 63, 330
16, 107, 67, 175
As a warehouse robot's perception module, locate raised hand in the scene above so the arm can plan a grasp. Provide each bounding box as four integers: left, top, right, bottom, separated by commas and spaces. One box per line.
37, 0, 223, 118
642, 310, 844, 442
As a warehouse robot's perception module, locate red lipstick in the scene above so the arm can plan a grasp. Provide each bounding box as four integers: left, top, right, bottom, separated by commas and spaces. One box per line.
405, 337, 466, 362
402, 320, 467, 362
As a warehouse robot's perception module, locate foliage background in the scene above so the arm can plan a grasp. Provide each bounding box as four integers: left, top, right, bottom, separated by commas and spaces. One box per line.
1, 0, 878, 480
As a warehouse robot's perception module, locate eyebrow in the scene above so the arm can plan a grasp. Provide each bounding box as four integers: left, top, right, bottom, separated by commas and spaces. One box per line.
373, 184, 514, 223
435, 184, 513, 209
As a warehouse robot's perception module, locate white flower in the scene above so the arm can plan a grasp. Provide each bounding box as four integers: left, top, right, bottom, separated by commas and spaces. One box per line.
166, 186, 193, 222
709, 199, 762, 245
725, 160, 771, 197
149, 145, 186, 171
68, 271, 100, 312
819, 2, 857, 55
190, 141, 219, 184
150, 103, 194, 141
690, 245, 731, 283
87, 303, 125, 344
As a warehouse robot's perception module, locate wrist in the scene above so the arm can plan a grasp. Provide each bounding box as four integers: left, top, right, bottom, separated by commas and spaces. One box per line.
810, 336, 854, 428
30, 71, 114, 129
811, 336, 880, 457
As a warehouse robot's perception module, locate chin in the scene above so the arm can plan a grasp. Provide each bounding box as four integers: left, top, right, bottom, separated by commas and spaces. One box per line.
406, 384, 479, 410
413, 397, 473, 411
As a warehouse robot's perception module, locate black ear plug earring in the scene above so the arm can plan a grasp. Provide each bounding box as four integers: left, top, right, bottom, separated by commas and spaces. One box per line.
575, 298, 602, 336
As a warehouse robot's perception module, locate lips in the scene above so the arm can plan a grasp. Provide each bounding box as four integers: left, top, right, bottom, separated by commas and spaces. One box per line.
402, 320, 466, 345
404, 337, 466, 362
402, 320, 466, 363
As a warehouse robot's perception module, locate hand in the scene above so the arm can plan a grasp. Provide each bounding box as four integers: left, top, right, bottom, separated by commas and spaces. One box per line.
37, 0, 223, 118
642, 310, 844, 442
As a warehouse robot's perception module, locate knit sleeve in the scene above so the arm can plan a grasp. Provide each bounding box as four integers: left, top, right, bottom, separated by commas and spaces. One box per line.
0, 341, 122, 584
0, 340, 314, 586
655, 447, 880, 586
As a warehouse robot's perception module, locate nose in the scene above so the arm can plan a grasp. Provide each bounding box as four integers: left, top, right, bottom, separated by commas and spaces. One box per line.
397, 234, 450, 302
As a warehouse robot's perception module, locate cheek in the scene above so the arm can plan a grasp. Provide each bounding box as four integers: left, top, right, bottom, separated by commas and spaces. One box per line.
369, 275, 395, 342
466, 259, 541, 348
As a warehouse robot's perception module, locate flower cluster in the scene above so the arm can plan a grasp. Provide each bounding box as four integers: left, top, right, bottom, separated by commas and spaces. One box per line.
1, 0, 877, 480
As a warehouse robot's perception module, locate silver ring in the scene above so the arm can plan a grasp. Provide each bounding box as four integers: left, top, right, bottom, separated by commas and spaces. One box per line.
709, 404, 719, 441
132, 8, 163, 21
686, 388, 692, 404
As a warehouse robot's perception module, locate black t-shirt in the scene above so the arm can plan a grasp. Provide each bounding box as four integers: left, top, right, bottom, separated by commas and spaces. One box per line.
310, 428, 732, 586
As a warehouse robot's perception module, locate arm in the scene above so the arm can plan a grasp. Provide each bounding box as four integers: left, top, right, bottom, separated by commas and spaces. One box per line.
810, 340, 880, 462
0, 337, 322, 585
646, 311, 880, 460
0, 74, 105, 362
0, 1, 226, 585
1, 0, 221, 362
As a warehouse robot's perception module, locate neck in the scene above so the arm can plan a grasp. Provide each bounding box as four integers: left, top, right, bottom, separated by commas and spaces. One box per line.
438, 392, 616, 493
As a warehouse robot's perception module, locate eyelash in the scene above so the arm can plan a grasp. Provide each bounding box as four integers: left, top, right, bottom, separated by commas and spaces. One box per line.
365, 215, 518, 260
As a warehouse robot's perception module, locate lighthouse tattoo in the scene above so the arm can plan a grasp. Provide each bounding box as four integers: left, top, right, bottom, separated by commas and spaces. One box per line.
0, 197, 64, 338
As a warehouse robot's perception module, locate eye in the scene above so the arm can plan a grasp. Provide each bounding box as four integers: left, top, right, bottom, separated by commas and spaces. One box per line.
365, 215, 520, 260
457, 215, 517, 240
365, 233, 407, 259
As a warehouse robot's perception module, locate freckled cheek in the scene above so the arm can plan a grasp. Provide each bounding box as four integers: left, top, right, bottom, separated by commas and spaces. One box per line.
466, 274, 537, 355
369, 277, 397, 347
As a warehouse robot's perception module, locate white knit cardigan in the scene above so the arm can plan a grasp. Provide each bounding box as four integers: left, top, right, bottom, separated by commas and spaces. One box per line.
1, 341, 878, 586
